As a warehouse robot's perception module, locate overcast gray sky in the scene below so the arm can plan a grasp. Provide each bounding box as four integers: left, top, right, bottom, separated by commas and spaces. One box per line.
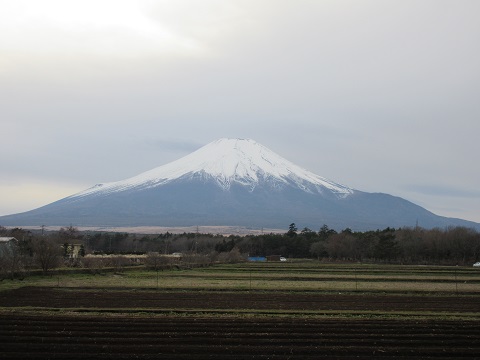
1, 0, 479, 224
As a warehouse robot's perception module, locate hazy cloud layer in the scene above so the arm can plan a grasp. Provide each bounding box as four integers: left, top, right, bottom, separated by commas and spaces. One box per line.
1, 0, 479, 223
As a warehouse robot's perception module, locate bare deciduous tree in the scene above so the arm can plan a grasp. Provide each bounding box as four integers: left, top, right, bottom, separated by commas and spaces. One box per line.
145, 252, 173, 270
33, 238, 62, 275
81, 256, 105, 274
108, 255, 130, 273
216, 248, 244, 264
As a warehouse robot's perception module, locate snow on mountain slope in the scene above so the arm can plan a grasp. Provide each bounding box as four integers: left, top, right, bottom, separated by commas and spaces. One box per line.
3, 138, 480, 231
71, 138, 353, 198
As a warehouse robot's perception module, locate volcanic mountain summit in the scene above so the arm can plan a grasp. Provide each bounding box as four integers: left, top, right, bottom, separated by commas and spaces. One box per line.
75, 138, 353, 198
1, 138, 479, 231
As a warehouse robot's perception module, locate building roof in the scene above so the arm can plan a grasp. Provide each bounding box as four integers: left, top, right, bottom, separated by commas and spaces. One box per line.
0, 237, 18, 243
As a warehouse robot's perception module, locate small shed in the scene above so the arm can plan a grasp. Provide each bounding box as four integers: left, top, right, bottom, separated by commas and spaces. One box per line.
248, 256, 267, 262
266, 255, 282, 262
0, 237, 18, 256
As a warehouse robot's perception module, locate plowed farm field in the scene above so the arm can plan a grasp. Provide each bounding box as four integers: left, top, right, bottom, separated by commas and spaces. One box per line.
2, 313, 480, 359
2, 262, 480, 358
1, 287, 480, 359
1, 286, 480, 315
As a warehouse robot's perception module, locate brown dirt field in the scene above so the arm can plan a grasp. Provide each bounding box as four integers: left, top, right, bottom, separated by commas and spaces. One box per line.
0, 287, 479, 314
1, 313, 480, 359
2, 287, 480, 359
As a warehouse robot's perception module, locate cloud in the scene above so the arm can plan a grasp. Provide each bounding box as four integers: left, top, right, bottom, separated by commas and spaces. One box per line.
0, 180, 86, 216
145, 138, 203, 153
404, 184, 480, 199
0, 0, 210, 59
0, 0, 479, 223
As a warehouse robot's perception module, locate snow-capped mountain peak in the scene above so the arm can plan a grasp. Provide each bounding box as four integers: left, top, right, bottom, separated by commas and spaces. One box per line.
72, 138, 353, 198
4, 138, 479, 231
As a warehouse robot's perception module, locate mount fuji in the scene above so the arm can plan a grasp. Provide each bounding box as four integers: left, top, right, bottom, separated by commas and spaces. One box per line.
1, 138, 479, 231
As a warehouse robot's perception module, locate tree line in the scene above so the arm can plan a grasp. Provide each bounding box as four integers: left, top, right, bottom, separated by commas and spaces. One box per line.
1, 223, 480, 279
235, 224, 480, 265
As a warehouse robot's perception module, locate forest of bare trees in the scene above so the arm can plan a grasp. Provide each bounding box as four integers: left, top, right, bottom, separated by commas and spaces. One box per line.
1, 224, 480, 280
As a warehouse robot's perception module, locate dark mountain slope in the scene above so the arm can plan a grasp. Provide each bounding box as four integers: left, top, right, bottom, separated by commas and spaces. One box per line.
1, 138, 478, 231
